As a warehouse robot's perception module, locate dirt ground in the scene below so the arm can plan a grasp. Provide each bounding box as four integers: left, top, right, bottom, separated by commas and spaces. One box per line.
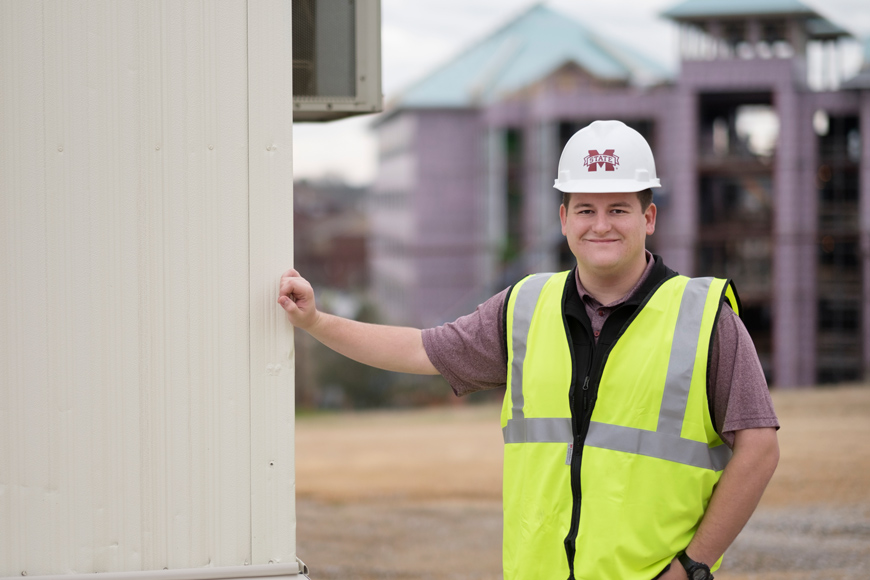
295, 385, 870, 579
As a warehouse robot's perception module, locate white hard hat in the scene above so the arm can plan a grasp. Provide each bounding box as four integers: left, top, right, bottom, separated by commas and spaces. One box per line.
554, 120, 661, 193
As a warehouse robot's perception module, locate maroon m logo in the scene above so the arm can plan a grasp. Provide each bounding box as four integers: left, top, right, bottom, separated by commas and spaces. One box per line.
584, 149, 619, 172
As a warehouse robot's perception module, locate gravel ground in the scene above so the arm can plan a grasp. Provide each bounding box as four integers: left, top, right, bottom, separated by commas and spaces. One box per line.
297, 499, 503, 580
715, 503, 870, 579
296, 500, 870, 580
295, 385, 870, 579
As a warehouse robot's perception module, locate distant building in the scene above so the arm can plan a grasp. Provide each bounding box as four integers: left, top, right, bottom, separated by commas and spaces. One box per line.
369, 1, 870, 387
294, 178, 368, 291
294, 179, 370, 408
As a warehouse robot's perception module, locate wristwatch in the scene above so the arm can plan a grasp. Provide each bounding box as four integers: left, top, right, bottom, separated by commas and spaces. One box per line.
678, 552, 714, 580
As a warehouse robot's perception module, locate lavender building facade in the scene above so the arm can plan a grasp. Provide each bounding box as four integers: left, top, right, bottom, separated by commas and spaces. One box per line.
369, 1, 870, 387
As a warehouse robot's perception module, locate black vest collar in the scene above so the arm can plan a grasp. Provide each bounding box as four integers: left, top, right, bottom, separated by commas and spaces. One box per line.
563, 254, 678, 343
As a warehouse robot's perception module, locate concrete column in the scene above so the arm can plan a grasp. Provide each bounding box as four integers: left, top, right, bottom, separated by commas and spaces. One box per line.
534, 120, 560, 273
480, 125, 500, 295
772, 88, 815, 387
747, 19, 762, 55
707, 21, 723, 60
522, 120, 552, 273
486, 126, 507, 286
678, 24, 687, 60
772, 87, 798, 387
660, 88, 698, 276
688, 25, 701, 60
787, 18, 807, 59
827, 41, 838, 90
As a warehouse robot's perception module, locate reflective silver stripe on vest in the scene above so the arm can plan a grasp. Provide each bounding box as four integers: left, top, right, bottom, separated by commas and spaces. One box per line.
503, 417, 573, 444
509, 273, 554, 422
657, 277, 712, 436
584, 422, 731, 471
504, 275, 732, 472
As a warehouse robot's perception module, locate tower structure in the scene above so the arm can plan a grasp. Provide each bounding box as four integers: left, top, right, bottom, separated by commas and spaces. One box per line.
663, 0, 861, 384
370, 1, 870, 386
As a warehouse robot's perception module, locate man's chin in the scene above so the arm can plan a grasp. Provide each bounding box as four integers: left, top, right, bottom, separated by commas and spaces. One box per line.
577, 248, 622, 267
577, 258, 623, 275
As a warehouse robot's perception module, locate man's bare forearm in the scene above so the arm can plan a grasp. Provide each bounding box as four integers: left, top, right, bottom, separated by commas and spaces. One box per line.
660, 427, 779, 579
278, 268, 439, 376
304, 311, 439, 375
688, 427, 779, 563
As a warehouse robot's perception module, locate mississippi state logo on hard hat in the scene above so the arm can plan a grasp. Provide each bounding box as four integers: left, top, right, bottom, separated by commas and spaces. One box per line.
584, 149, 619, 172
554, 120, 661, 193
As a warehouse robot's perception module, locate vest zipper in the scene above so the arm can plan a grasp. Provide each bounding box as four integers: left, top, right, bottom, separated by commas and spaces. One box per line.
566, 326, 618, 579
558, 263, 676, 579
582, 376, 590, 411
564, 345, 595, 579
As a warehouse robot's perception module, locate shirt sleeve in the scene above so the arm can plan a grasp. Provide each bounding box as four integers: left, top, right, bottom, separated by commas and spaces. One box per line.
709, 304, 780, 448
422, 288, 510, 397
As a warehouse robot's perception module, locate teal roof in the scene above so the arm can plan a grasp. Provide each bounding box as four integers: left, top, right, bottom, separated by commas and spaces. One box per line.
805, 17, 851, 39
662, 0, 819, 19
662, 0, 852, 40
391, 4, 671, 109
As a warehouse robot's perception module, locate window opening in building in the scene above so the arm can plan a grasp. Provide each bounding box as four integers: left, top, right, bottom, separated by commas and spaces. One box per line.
816, 115, 862, 384
699, 94, 778, 161
503, 128, 524, 271
697, 93, 774, 381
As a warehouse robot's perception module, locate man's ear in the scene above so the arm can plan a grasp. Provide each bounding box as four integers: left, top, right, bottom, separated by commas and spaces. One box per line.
644, 203, 657, 236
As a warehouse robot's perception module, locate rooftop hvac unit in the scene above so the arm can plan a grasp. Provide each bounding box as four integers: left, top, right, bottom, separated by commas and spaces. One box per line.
293, 0, 382, 122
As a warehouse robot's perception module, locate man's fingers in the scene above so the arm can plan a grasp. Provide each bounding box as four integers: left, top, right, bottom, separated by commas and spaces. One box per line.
280, 268, 301, 285
279, 278, 294, 298
279, 273, 310, 301
279, 268, 300, 291
278, 296, 297, 314
277, 269, 318, 328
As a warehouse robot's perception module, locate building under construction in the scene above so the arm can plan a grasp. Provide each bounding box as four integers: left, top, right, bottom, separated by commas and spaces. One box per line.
368, 0, 870, 387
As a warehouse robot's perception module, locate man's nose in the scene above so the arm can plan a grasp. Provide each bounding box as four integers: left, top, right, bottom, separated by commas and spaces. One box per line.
591, 213, 611, 233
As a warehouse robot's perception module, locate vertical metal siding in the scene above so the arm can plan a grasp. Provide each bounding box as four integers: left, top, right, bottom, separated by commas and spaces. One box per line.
247, 0, 296, 566
0, 0, 295, 575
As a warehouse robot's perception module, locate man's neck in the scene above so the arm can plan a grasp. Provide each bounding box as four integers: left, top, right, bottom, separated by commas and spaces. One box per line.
576, 254, 649, 306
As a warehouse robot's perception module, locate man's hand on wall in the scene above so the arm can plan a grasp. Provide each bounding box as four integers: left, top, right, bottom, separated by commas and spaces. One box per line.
278, 268, 320, 329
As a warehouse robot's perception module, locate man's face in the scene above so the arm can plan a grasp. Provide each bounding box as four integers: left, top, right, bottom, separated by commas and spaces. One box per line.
559, 191, 656, 278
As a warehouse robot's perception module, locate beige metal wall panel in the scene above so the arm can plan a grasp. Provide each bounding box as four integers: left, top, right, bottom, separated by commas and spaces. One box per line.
247, 0, 296, 568
0, 0, 296, 577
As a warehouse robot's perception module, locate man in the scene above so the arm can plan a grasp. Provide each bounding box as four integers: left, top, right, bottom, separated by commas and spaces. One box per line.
279, 120, 779, 580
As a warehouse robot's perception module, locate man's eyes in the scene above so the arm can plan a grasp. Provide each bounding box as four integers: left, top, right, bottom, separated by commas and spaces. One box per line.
574, 209, 628, 214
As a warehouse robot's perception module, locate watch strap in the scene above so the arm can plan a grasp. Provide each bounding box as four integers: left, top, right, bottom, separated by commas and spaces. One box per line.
678, 552, 714, 580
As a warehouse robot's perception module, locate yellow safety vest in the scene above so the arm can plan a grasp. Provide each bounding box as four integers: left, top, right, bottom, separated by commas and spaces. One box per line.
501, 271, 739, 580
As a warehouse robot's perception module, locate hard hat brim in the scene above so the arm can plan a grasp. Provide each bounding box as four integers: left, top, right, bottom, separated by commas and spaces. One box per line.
553, 177, 661, 193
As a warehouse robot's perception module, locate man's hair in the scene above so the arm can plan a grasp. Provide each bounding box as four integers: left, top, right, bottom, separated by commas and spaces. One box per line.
561, 189, 654, 212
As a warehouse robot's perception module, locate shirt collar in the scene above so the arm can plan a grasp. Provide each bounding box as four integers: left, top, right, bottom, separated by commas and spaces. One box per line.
575, 250, 655, 309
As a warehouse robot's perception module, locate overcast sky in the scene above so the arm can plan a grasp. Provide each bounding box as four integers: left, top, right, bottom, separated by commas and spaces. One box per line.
292, 0, 870, 186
